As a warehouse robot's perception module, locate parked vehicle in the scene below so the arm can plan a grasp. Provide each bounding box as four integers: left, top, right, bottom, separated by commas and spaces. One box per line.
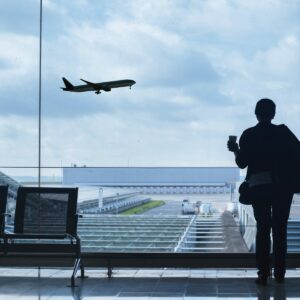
195, 201, 202, 213
200, 203, 213, 215
182, 199, 195, 214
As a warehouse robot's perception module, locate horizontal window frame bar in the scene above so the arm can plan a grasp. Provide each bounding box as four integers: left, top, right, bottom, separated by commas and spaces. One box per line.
1, 253, 300, 269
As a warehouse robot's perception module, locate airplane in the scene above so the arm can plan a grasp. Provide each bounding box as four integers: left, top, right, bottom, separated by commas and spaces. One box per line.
61, 77, 136, 94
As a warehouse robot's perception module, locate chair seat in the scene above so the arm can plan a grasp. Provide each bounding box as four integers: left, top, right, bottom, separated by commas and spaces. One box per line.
5, 233, 70, 240
4, 242, 79, 254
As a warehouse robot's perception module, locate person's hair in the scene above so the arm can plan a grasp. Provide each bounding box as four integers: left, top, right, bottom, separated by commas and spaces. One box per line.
255, 98, 276, 120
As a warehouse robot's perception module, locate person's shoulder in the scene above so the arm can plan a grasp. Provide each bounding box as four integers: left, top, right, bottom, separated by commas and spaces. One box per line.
241, 126, 256, 136
274, 123, 287, 129
239, 126, 256, 143
274, 123, 291, 133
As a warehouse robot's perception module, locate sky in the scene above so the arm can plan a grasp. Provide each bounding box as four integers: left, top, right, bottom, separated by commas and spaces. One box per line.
0, 0, 299, 176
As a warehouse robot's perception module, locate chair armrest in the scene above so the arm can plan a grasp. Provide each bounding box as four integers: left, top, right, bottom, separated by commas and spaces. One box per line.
0, 213, 11, 217
66, 233, 81, 243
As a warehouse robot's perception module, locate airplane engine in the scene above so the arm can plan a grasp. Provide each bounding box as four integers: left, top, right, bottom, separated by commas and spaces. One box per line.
103, 88, 111, 92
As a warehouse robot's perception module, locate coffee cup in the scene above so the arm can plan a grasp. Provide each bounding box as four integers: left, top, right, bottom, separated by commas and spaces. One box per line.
228, 135, 237, 143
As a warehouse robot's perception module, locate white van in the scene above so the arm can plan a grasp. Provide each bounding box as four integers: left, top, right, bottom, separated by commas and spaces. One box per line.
182, 199, 195, 214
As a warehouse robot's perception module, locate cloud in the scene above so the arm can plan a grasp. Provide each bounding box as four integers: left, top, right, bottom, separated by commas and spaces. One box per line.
0, 116, 38, 166
36, 109, 237, 167
0, 33, 39, 115
0, 0, 40, 35
254, 35, 300, 78
2, 0, 298, 117
0, 33, 38, 79
38, 12, 226, 117
0, 58, 13, 70
0, 0, 300, 167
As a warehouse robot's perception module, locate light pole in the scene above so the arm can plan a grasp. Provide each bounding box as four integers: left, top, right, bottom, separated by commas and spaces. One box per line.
38, 0, 43, 187
116, 193, 119, 215
98, 188, 103, 212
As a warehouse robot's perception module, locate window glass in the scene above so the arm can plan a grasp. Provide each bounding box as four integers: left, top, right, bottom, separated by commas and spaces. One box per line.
0, 1, 39, 168
2, 1, 299, 255
43, 1, 300, 253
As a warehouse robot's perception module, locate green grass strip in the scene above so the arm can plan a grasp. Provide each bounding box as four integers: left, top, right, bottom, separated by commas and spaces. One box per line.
121, 200, 165, 215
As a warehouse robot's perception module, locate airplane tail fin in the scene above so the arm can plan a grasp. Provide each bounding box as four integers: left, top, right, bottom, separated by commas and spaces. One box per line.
62, 77, 74, 90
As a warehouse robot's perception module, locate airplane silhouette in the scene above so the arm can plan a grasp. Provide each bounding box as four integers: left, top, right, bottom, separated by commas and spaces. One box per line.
61, 77, 136, 94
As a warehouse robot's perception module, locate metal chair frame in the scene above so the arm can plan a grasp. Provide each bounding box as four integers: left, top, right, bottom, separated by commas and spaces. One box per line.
3, 187, 83, 287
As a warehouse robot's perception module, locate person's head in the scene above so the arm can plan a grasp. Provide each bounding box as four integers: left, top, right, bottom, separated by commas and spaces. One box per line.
255, 98, 276, 122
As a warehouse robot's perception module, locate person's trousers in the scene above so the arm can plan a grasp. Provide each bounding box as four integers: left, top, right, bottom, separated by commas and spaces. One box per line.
251, 185, 293, 277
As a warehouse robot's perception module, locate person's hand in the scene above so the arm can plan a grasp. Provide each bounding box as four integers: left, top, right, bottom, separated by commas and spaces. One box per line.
227, 141, 239, 153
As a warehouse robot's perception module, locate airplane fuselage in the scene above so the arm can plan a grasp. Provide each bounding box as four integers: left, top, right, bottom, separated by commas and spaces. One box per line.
61, 78, 136, 94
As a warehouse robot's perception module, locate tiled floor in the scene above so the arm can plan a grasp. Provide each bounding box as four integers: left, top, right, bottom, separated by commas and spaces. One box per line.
0, 268, 300, 299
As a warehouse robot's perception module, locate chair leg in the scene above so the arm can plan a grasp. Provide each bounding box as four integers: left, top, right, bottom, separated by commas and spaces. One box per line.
108, 266, 112, 278
71, 276, 75, 288
80, 263, 86, 279
70, 258, 81, 287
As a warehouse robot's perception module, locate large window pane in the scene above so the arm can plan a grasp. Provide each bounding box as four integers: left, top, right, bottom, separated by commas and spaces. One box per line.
0, 1, 39, 168
42, 1, 300, 168
38, 1, 300, 255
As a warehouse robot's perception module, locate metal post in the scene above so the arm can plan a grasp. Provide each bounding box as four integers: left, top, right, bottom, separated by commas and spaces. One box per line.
38, 0, 43, 187
116, 196, 118, 215
98, 188, 103, 210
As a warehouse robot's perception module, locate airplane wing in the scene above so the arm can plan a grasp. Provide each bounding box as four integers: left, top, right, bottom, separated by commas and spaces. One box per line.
80, 79, 112, 92
80, 79, 100, 88
79, 78, 134, 94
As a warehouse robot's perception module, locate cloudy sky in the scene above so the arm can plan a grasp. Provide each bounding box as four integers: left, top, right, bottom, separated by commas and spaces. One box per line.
0, 0, 299, 175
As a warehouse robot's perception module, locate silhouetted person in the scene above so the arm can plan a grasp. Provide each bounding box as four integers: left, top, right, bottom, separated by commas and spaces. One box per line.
227, 98, 300, 285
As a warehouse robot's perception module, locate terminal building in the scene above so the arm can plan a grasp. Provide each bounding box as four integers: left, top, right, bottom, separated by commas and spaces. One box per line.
63, 167, 240, 194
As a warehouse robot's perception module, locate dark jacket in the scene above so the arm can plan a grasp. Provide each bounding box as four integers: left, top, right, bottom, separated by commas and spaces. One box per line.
236, 122, 300, 187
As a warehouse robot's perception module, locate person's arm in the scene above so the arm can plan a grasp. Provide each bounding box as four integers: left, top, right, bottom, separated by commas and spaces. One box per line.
235, 132, 248, 169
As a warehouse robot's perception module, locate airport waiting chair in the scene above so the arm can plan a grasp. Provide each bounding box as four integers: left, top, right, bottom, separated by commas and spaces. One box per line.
0, 185, 8, 255
0, 185, 8, 235
4, 187, 83, 287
